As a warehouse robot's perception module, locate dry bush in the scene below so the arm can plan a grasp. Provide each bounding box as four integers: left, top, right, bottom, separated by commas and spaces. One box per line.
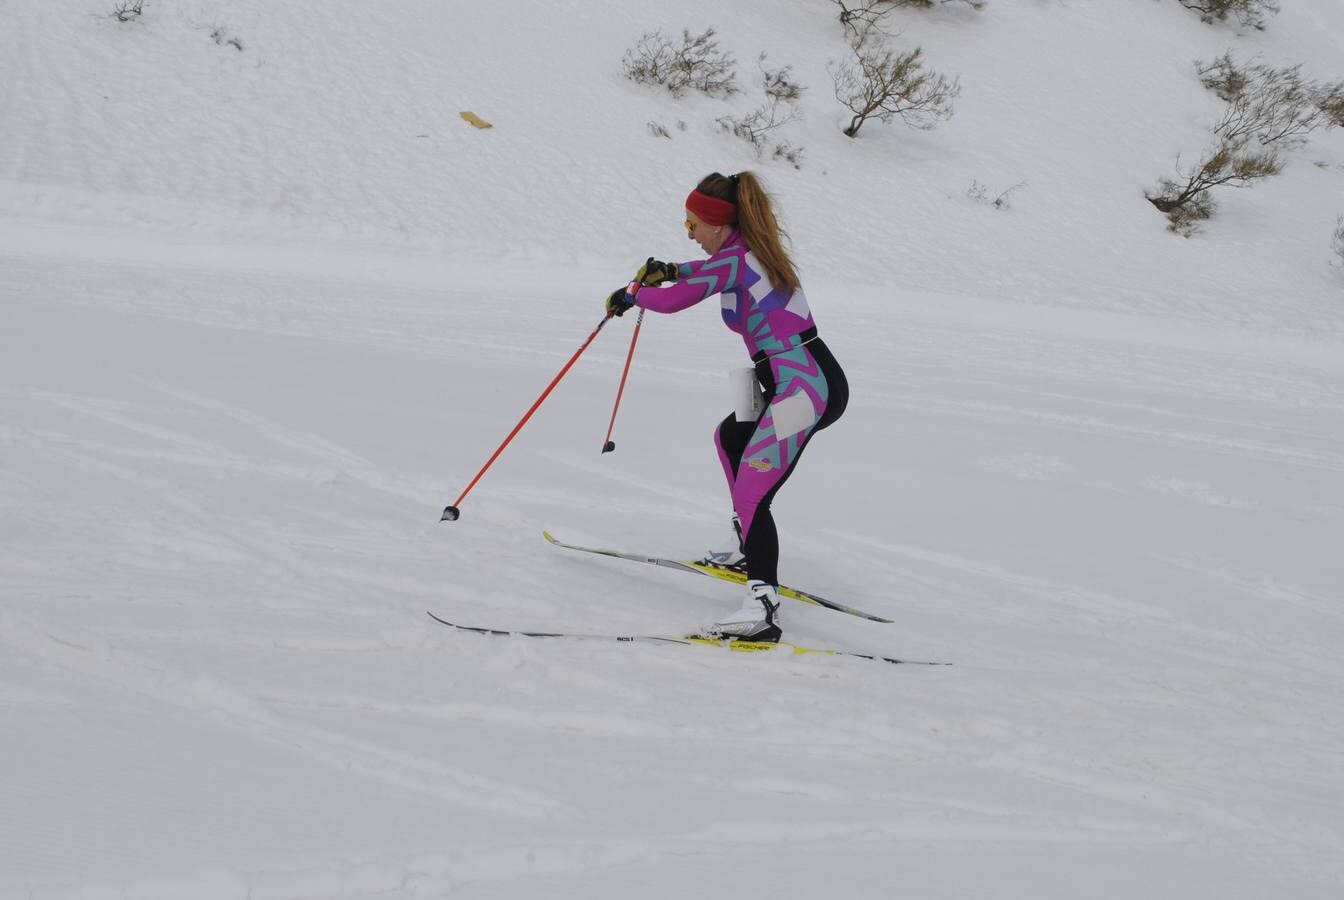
830, 1, 983, 49
621, 28, 738, 99
718, 55, 806, 168
211, 29, 244, 51
112, 0, 143, 22
967, 180, 1025, 210
831, 40, 960, 138
1332, 216, 1344, 272
884, 0, 985, 9
1149, 55, 1344, 234
1321, 91, 1344, 130
1197, 54, 1344, 150
831, 0, 896, 46
1196, 51, 1253, 100
1178, 0, 1279, 30
1148, 146, 1279, 236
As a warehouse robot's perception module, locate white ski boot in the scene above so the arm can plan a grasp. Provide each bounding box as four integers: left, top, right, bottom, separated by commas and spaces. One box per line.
706, 580, 782, 643
701, 514, 746, 570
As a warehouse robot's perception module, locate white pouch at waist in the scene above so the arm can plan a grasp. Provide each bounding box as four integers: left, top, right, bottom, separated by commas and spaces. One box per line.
731, 367, 764, 422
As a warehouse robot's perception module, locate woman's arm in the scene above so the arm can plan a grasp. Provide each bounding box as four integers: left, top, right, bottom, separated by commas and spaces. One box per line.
635, 248, 743, 314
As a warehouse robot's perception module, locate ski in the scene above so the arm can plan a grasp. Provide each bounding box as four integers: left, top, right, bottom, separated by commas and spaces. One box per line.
542, 531, 893, 623
427, 613, 947, 666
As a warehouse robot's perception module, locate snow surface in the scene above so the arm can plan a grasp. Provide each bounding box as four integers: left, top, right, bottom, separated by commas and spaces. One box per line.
2, 1, 1343, 897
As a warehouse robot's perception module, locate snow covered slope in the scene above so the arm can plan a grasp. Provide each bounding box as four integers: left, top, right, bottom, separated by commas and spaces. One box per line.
2, 1, 1343, 898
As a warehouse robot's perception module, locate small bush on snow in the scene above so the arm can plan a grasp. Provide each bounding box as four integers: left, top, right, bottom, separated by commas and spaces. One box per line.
967, 180, 1025, 210
112, 0, 143, 22
1331, 217, 1344, 273
883, 0, 986, 9
830, 1, 984, 53
831, 0, 896, 46
828, 0, 963, 140
1148, 144, 1281, 237
1148, 56, 1344, 235
212, 29, 244, 52
621, 28, 739, 99
1197, 53, 1344, 148
830, 39, 960, 138
1177, 0, 1279, 30
835, 0, 984, 18
717, 55, 806, 168
1322, 91, 1344, 130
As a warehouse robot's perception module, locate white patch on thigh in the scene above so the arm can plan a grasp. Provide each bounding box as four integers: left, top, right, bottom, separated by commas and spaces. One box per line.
770, 390, 817, 441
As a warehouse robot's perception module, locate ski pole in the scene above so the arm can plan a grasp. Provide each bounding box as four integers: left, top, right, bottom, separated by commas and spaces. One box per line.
601, 295, 645, 454
441, 313, 614, 522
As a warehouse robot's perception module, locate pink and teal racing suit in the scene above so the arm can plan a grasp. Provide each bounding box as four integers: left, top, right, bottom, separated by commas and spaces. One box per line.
631, 230, 848, 586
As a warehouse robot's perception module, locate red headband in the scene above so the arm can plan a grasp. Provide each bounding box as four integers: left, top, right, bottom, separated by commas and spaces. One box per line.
686, 189, 737, 226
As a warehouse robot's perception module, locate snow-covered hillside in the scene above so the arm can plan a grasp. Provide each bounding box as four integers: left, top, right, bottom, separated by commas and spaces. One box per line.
2, 1, 1343, 898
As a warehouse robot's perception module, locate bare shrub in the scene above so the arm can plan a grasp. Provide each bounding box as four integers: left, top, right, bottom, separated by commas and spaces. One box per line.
112, 0, 143, 22
831, 1, 896, 46
211, 29, 244, 51
885, 0, 986, 9
717, 55, 806, 168
621, 28, 739, 99
1177, 0, 1279, 30
1156, 186, 1219, 237
1321, 90, 1344, 129
1148, 56, 1344, 234
1196, 51, 1253, 100
967, 180, 1025, 210
1148, 145, 1282, 235
830, 1, 983, 50
831, 40, 960, 138
647, 120, 688, 140
1197, 54, 1344, 150
1332, 216, 1344, 272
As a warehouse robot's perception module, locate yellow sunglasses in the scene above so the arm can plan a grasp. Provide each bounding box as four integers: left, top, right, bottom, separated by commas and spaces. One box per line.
685, 217, 699, 234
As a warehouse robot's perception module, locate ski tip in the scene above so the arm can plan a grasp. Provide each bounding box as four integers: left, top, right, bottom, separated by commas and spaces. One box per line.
601, 440, 616, 453
441, 506, 461, 522
542, 530, 556, 543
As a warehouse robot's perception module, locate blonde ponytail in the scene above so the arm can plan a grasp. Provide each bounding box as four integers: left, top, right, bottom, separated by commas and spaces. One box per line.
695, 171, 800, 292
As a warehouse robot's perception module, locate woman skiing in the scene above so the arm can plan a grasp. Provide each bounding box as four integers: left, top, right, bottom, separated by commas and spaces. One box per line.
605, 171, 848, 642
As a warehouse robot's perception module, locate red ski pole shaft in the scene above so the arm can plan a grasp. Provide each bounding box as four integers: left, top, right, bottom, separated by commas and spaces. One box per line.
441, 314, 613, 521
601, 304, 645, 453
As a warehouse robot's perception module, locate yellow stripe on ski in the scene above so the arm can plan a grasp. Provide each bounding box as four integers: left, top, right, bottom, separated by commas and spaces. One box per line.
684, 637, 839, 658
676, 563, 822, 607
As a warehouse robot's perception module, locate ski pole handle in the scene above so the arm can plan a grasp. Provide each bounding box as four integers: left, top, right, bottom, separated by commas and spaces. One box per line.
442, 314, 613, 521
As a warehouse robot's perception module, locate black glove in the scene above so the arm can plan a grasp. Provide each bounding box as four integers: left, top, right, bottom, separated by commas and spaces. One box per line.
636, 258, 678, 287
605, 286, 635, 317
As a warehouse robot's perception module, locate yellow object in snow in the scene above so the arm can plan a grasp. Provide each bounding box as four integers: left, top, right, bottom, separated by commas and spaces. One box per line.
459, 111, 492, 129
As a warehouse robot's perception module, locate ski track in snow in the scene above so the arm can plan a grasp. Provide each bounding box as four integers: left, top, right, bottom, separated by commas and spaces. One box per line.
0, 612, 566, 821
4, 245, 1343, 897
2, 244, 1344, 897
2, 263, 1344, 900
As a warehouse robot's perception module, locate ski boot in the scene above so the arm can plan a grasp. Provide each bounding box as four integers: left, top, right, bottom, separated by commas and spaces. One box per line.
705, 580, 782, 643
700, 514, 746, 571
